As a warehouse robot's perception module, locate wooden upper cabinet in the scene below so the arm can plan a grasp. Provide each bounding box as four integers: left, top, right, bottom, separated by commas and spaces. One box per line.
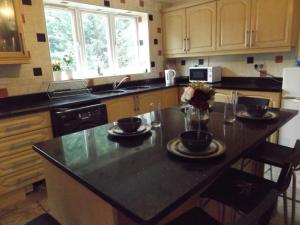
0, 0, 30, 64
163, 9, 186, 55
217, 0, 251, 50
251, 0, 294, 48
186, 2, 216, 53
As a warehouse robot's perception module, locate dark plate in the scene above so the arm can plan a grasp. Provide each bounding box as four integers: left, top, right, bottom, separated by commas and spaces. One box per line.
108, 124, 151, 137
236, 110, 278, 121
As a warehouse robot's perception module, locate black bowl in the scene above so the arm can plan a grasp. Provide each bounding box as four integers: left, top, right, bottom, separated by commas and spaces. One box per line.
117, 117, 142, 133
180, 131, 213, 152
246, 105, 268, 118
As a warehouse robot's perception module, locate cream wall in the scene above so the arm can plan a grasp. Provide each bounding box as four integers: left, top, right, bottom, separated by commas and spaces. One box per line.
0, 0, 166, 97
173, 50, 298, 77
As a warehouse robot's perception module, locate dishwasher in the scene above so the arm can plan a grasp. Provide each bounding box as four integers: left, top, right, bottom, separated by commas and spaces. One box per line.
51, 103, 108, 137
47, 80, 108, 137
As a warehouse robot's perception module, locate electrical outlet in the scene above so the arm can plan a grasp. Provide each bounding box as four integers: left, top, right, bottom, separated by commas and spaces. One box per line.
254, 64, 264, 71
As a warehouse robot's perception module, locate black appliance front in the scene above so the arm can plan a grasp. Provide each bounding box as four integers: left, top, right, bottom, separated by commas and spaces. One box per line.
51, 103, 108, 137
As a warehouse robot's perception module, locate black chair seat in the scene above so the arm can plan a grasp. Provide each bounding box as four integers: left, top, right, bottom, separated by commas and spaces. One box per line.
167, 207, 221, 225
168, 190, 279, 225
25, 214, 61, 225
202, 168, 276, 213
246, 141, 294, 167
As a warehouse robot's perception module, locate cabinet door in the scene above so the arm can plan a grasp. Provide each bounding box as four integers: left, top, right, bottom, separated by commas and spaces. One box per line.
0, 112, 51, 139
137, 91, 162, 114
251, 0, 293, 48
0, 0, 29, 64
161, 88, 179, 109
214, 89, 233, 103
216, 0, 251, 50
163, 9, 186, 55
237, 90, 281, 108
186, 2, 216, 53
102, 96, 136, 122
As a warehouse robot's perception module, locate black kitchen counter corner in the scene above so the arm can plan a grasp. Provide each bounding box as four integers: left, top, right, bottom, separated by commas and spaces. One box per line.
32, 105, 296, 225
0, 77, 282, 119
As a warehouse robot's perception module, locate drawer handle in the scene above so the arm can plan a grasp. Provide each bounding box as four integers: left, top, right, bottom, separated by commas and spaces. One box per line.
16, 172, 43, 185
5, 122, 32, 132
11, 157, 40, 170
10, 141, 32, 151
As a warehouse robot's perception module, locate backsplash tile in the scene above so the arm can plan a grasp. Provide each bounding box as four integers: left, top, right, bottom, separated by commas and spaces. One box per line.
22, 0, 32, 5
33, 68, 43, 76
247, 56, 254, 64
36, 33, 46, 42
0, 88, 8, 98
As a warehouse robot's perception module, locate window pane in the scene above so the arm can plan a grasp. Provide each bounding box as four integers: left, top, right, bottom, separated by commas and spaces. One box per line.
115, 16, 139, 72
45, 8, 78, 71
82, 12, 112, 74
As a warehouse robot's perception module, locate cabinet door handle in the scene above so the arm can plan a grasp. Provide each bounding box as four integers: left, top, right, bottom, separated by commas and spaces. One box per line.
245, 31, 250, 48
186, 38, 190, 51
183, 38, 187, 52
19, 33, 25, 54
5, 122, 31, 132
133, 96, 137, 112
136, 96, 140, 112
16, 172, 42, 185
250, 30, 255, 48
10, 141, 32, 151
11, 156, 40, 170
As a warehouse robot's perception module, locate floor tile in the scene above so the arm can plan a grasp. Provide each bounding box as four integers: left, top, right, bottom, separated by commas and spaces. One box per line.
0, 200, 45, 225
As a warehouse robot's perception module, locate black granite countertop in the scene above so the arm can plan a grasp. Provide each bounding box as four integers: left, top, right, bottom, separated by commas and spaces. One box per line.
0, 77, 282, 119
33, 104, 296, 225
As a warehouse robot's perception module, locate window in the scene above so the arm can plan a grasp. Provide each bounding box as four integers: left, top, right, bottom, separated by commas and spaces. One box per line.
45, 4, 150, 78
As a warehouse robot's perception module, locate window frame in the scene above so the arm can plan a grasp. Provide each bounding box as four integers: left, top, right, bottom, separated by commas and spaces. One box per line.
44, 4, 148, 79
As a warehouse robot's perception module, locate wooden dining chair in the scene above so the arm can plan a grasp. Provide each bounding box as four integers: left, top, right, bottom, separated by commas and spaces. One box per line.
243, 140, 300, 225
25, 214, 61, 225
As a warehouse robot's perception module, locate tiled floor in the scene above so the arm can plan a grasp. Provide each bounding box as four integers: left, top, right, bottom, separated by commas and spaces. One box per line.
0, 190, 48, 225
0, 178, 299, 225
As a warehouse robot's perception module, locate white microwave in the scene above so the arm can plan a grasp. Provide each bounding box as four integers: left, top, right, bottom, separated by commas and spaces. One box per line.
189, 66, 222, 83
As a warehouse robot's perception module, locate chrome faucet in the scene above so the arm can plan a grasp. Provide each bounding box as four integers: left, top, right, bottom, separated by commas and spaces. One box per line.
113, 76, 130, 89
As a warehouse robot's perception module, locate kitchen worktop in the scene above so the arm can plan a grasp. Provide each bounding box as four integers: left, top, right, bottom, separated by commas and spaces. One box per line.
0, 77, 282, 119
32, 104, 296, 225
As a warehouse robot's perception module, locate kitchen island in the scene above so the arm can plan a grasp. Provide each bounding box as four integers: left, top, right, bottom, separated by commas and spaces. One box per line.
33, 104, 297, 225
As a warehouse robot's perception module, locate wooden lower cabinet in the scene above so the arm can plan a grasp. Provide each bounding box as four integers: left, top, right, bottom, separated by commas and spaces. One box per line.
0, 112, 52, 207
138, 90, 162, 114
0, 165, 44, 195
215, 88, 281, 143
102, 96, 136, 123
0, 128, 52, 158
161, 88, 179, 109
0, 111, 51, 139
0, 150, 42, 177
103, 88, 179, 123
215, 89, 281, 107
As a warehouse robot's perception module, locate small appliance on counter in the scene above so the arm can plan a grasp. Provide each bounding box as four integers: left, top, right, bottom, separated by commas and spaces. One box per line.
164, 69, 176, 85
189, 66, 222, 83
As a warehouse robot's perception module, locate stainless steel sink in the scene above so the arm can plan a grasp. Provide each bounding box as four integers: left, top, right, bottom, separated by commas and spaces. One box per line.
122, 86, 151, 90
93, 90, 126, 95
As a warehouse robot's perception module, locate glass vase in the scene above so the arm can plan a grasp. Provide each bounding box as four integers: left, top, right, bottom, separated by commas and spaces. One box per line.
188, 106, 209, 129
